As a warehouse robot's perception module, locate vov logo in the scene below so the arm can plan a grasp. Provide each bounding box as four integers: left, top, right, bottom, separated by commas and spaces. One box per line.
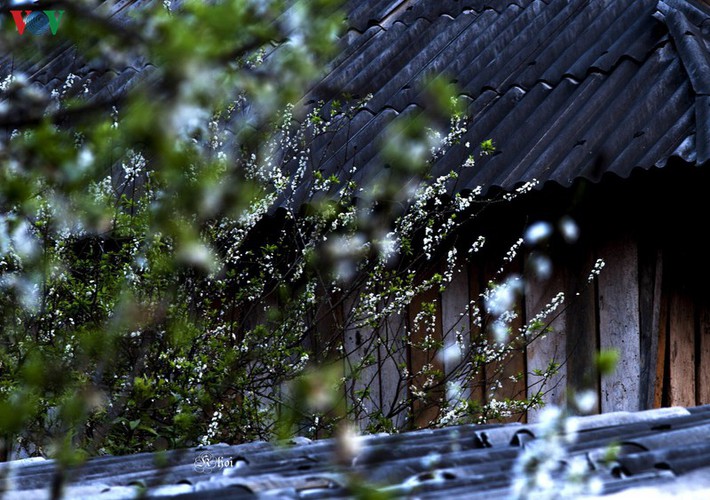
4, 1, 64, 35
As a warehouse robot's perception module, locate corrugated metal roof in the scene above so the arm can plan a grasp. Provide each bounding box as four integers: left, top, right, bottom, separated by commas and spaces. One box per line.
305, 0, 710, 195
0, 1, 154, 105
3, 0, 708, 196
3, 405, 710, 498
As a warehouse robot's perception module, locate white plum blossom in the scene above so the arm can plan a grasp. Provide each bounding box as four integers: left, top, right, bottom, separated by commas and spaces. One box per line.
559, 216, 579, 243
575, 390, 597, 413
587, 258, 606, 282
524, 221, 553, 245
485, 275, 523, 316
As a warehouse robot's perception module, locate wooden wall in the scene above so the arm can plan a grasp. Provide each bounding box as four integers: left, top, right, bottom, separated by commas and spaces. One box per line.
343, 227, 710, 429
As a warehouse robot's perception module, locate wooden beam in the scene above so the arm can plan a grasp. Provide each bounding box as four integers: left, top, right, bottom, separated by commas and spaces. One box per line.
668, 288, 695, 406
639, 247, 663, 409
468, 263, 485, 409
598, 236, 641, 412
654, 289, 669, 408
343, 295, 381, 429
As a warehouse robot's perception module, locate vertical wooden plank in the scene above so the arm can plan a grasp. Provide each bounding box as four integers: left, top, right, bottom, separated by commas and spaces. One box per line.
483, 258, 526, 423
598, 236, 641, 412
668, 288, 695, 406
654, 289, 669, 408
408, 283, 444, 428
378, 310, 409, 428
343, 295, 380, 429
564, 247, 600, 414
468, 263, 485, 410
525, 264, 567, 422
440, 264, 471, 404
639, 248, 663, 409
697, 299, 710, 404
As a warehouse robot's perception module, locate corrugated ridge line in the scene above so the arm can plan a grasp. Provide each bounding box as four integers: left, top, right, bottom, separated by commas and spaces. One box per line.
453, 50, 693, 193
311, 0, 666, 120
345, 0, 536, 32
306, 39, 685, 199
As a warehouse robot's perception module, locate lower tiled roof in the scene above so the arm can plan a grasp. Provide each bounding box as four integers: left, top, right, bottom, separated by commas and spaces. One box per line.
3, 405, 710, 498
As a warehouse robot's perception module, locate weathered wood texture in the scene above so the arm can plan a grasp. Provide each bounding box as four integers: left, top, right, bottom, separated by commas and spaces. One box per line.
598, 236, 641, 412
639, 247, 663, 409
468, 265, 486, 406
343, 296, 381, 428
379, 311, 409, 428
408, 284, 444, 427
440, 264, 471, 403
668, 288, 695, 406
654, 289, 669, 408
525, 263, 568, 422
562, 247, 600, 414
482, 259, 526, 423
334, 232, 710, 428
698, 298, 710, 405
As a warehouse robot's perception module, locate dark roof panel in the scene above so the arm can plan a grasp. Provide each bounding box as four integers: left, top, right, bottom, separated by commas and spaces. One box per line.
4, 0, 708, 195
302, 0, 710, 195
3, 406, 710, 498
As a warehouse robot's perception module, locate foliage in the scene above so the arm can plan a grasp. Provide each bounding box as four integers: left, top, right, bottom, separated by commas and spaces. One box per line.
0, 0, 595, 473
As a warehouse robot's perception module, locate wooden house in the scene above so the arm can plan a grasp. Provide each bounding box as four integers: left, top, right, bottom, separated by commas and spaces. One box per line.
306, 0, 710, 423
4, 0, 710, 428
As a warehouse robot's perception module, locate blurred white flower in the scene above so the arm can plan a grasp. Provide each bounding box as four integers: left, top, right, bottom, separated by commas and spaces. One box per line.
177, 242, 216, 272
491, 320, 509, 344
485, 275, 522, 316
11, 220, 38, 259
575, 389, 597, 413
170, 103, 209, 139
529, 253, 553, 280
559, 216, 579, 243
438, 340, 462, 365
77, 148, 94, 172
336, 424, 362, 465
0, 215, 9, 255
524, 221, 553, 245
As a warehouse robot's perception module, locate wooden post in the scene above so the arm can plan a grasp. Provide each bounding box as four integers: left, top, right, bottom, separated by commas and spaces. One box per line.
468, 264, 486, 409
598, 236, 641, 412
654, 289, 669, 408
564, 247, 600, 414
639, 247, 663, 409
668, 288, 695, 406
525, 262, 567, 422
697, 299, 710, 405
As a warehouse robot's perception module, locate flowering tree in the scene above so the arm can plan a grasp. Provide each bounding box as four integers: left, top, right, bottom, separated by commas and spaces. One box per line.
0, 0, 592, 469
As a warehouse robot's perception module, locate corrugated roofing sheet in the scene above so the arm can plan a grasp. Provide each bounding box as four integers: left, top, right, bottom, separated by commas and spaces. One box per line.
3, 405, 710, 498
306, 0, 710, 195
3, 0, 709, 196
